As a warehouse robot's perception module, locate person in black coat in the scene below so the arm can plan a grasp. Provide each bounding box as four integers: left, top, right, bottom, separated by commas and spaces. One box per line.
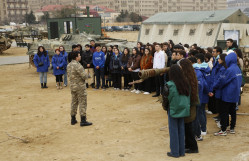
109, 48, 122, 90
81, 44, 94, 88
102, 46, 112, 88
68, 45, 79, 63
120, 47, 132, 90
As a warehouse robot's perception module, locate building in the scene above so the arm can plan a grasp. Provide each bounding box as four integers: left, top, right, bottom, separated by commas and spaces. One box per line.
139, 9, 249, 48
82, 0, 227, 17
227, 0, 249, 17
28, 0, 84, 12
0, 0, 8, 25
6, 0, 29, 23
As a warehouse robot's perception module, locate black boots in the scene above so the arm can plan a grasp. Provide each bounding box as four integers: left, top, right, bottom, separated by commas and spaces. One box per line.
91, 83, 95, 88
80, 116, 92, 126
71, 115, 77, 125
41, 83, 48, 88
86, 83, 89, 88
43, 83, 48, 88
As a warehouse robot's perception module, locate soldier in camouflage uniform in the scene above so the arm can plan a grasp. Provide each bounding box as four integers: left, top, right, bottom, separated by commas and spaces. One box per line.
67, 51, 92, 126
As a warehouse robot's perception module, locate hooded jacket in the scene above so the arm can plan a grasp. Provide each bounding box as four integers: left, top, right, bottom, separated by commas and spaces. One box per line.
93, 51, 105, 69
211, 64, 226, 99
210, 55, 220, 90
52, 53, 66, 75
193, 63, 211, 104
193, 64, 208, 104
213, 53, 242, 103
33, 52, 50, 73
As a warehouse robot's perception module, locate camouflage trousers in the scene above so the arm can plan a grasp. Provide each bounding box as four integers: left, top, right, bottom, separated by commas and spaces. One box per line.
71, 88, 87, 117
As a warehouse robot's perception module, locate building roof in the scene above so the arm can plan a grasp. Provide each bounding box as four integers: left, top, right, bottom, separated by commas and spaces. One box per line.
143, 9, 240, 25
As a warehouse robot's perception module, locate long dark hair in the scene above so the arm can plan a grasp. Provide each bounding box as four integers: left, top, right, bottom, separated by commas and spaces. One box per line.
59, 45, 65, 55
132, 47, 139, 57
219, 54, 227, 69
169, 64, 190, 96
179, 59, 198, 103
122, 47, 130, 62
37, 46, 47, 57
141, 48, 151, 67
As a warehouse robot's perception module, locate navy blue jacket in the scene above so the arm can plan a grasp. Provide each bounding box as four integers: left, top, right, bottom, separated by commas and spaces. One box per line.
119, 54, 130, 74
33, 52, 50, 73
52, 54, 66, 75
93, 51, 105, 69
213, 53, 242, 103
210, 55, 220, 91
109, 54, 121, 73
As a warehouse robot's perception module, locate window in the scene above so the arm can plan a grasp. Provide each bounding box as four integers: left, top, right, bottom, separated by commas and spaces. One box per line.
189, 29, 196, 36
158, 29, 164, 35
173, 29, 179, 36
206, 28, 213, 36
145, 29, 150, 35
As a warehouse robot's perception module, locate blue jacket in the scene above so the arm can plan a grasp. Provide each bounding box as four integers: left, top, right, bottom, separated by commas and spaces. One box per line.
52, 54, 66, 75
109, 54, 121, 73
193, 63, 208, 104
210, 64, 226, 99
213, 53, 242, 103
60, 51, 68, 69
33, 52, 50, 72
210, 55, 220, 91
93, 51, 105, 69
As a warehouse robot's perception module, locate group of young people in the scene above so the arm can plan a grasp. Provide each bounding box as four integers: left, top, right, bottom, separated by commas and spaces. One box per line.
33, 38, 244, 158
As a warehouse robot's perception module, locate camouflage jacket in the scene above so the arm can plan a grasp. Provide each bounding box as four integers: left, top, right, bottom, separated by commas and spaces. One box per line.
67, 60, 88, 91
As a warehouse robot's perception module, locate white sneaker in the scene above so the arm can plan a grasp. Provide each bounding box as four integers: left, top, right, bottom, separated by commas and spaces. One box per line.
125, 89, 129, 91
131, 89, 136, 93
143, 92, 150, 95
201, 131, 207, 136
116, 88, 120, 90
114, 88, 117, 90
135, 90, 141, 94
64, 84, 67, 87
216, 121, 221, 128
122, 89, 125, 91
206, 110, 213, 114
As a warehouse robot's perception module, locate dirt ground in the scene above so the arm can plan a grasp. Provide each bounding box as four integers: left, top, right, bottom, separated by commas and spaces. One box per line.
0, 36, 249, 161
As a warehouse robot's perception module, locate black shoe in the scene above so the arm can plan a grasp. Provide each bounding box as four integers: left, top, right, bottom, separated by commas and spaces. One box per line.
71, 115, 77, 125
152, 94, 160, 97
43, 83, 48, 88
86, 83, 89, 88
91, 83, 95, 88
185, 149, 199, 153
167, 152, 179, 158
80, 116, 92, 126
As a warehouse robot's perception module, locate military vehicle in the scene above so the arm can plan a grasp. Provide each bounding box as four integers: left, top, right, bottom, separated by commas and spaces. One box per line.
26, 32, 136, 66
9, 26, 48, 40
0, 35, 12, 54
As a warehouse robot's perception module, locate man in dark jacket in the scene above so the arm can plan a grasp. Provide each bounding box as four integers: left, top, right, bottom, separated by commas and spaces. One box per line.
68, 45, 79, 63
82, 44, 94, 88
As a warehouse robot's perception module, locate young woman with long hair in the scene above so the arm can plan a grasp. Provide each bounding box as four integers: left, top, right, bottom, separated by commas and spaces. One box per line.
33, 46, 50, 88
179, 59, 199, 154
52, 49, 66, 89
167, 64, 190, 158
140, 48, 153, 94
109, 48, 122, 90
59, 45, 68, 87
120, 47, 132, 90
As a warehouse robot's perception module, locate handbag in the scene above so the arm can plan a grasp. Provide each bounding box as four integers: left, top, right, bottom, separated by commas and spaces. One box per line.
162, 83, 169, 111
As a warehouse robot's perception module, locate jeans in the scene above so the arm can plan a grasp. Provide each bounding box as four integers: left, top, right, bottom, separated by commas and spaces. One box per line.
168, 112, 185, 157
95, 68, 105, 88
192, 105, 201, 137
64, 71, 67, 85
198, 103, 207, 132
39, 72, 47, 83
